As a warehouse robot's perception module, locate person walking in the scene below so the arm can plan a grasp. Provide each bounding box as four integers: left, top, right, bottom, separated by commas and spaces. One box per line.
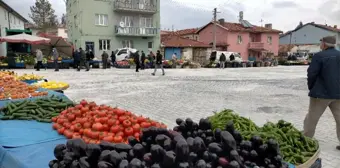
141, 51, 146, 70
219, 53, 226, 69
86, 50, 92, 70
111, 51, 116, 67
52, 48, 59, 71
101, 51, 109, 69
73, 49, 80, 70
134, 50, 141, 72
148, 51, 155, 68
172, 53, 177, 68
302, 36, 340, 150
35, 49, 43, 71
151, 50, 165, 76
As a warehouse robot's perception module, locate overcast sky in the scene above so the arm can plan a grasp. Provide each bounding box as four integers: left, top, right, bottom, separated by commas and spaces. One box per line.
4, 0, 340, 32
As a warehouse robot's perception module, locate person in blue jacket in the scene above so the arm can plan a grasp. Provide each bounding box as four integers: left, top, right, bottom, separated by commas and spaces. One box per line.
303, 36, 340, 150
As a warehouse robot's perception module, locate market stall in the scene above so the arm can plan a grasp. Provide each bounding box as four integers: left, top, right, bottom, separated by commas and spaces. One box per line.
0, 71, 322, 168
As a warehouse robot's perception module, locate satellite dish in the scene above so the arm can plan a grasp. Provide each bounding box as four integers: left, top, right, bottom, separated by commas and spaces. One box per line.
119, 22, 125, 27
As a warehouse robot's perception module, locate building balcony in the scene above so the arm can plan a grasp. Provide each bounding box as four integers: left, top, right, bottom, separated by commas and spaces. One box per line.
248, 42, 265, 50
115, 26, 158, 36
113, 1, 157, 14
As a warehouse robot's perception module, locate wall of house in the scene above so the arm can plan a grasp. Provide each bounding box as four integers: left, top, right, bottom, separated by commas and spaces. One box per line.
227, 32, 250, 60
182, 47, 193, 60
67, 0, 161, 58
198, 24, 227, 46
261, 33, 279, 55
0, 5, 26, 56
57, 28, 68, 39
279, 24, 337, 45
182, 34, 199, 41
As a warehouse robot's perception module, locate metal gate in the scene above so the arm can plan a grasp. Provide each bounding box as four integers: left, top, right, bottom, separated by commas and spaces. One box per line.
165, 47, 181, 60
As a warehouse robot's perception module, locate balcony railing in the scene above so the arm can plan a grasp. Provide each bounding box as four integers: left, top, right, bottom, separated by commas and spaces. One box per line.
249, 42, 265, 50
113, 1, 157, 13
115, 26, 158, 36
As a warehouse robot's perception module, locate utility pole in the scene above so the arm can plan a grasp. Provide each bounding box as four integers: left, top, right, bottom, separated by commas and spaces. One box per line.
212, 8, 220, 51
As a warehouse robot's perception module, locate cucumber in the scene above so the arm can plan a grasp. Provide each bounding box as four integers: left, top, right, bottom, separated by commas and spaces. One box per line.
0, 116, 14, 120
16, 110, 32, 114
37, 118, 51, 123
11, 101, 29, 114
12, 113, 28, 118
47, 107, 55, 112
50, 113, 60, 117
16, 117, 33, 120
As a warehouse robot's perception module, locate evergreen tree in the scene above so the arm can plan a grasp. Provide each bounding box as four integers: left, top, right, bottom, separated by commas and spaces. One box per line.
29, 0, 58, 30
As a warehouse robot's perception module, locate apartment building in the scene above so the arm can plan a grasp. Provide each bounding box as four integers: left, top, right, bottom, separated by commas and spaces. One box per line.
0, 0, 28, 56
66, 0, 160, 57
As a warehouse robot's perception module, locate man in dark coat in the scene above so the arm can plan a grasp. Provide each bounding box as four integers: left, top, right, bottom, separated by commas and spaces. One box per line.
73, 49, 80, 70
111, 51, 116, 67
78, 48, 88, 71
101, 51, 109, 69
151, 50, 165, 76
302, 36, 340, 150
219, 53, 226, 69
140, 50, 146, 70
134, 50, 141, 72
229, 53, 235, 67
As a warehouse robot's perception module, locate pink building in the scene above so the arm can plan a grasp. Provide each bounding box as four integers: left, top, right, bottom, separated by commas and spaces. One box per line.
196, 18, 282, 61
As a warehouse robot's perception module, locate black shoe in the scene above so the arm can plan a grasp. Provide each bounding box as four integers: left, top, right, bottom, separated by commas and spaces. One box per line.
86, 70, 89, 71
336, 146, 340, 150
55, 70, 59, 71
151, 73, 155, 76
162, 73, 165, 76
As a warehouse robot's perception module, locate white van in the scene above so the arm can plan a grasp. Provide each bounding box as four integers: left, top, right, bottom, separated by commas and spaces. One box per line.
115, 48, 137, 61
213, 51, 243, 63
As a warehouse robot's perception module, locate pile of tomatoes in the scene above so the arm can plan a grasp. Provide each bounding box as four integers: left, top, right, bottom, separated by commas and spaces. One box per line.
52, 100, 167, 144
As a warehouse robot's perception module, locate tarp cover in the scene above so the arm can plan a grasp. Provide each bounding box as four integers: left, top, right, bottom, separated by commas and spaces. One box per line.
0, 33, 50, 44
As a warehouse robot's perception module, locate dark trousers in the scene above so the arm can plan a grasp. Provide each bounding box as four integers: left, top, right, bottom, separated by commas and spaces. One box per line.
102, 59, 107, 69
136, 62, 140, 72
141, 60, 145, 69
54, 60, 59, 71
36, 61, 43, 71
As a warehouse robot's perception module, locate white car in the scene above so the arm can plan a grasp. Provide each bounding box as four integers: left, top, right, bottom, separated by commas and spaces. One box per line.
115, 48, 137, 61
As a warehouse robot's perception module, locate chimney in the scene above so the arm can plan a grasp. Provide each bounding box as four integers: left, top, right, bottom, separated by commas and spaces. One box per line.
239, 11, 244, 22
334, 25, 337, 29
311, 22, 315, 24
218, 19, 225, 25
265, 24, 272, 29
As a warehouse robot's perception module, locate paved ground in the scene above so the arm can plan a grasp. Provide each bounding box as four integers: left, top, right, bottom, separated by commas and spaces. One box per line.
16, 66, 339, 167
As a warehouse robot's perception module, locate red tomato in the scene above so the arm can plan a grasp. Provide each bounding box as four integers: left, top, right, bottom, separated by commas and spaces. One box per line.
103, 136, 114, 142
102, 124, 109, 132
118, 116, 127, 122
79, 129, 84, 135
72, 133, 81, 139
134, 132, 140, 139
67, 114, 76, 122
125, 111, 132, 116
107, 132, 115, 137
80, 100, 88, 106
116, 131, 124, 137
63, 122, 72, 129
74, 123, 82, 132
124, 127, 134, 136
141, 122, 151, 128
110, 125, 120, 133
57, 127, 65, 134
113, 136, 123, 143
115, 109, 125, 116
107, 119, 116, 126
132, 124, 141, 132
130, 117, 138, 124
99, 132, 108, 140
74, 110, 82, 117
90, 131, 99, 139
75, 104, 83, 109
83, 122, 92, 128
92, 123, 103, 131
64, 129, 73, 139
70, 125, 75, 131
89, 102, 96, 108
81, 107, 89, 113
52, 117, 58, 122
52, 123, 59, 130
137, 116, 146, 123
122, 120, 132, 127
99, 117, 108, 124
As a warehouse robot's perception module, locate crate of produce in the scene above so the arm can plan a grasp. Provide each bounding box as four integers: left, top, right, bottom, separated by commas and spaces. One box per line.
296, 149, 320, 168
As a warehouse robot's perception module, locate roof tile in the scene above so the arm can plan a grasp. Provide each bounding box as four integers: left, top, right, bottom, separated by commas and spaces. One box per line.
161, 34, 210, 48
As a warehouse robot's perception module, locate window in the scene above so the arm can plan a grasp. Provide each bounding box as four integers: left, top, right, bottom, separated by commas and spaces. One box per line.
267, 36, 272, 44
95, 14, 108, 26
148, 42, 153, 48
140, 17, 153, 27
99, 39, 110, 50
122, 40, 133, 48
237, 35, 242, 44
121, 16, 133, 27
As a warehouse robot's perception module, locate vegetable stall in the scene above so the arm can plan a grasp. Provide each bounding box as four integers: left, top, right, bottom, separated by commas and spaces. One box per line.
0, 71, 322, 168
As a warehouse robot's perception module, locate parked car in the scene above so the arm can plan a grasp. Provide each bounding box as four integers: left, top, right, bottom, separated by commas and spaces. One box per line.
115, 48, 137, 61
